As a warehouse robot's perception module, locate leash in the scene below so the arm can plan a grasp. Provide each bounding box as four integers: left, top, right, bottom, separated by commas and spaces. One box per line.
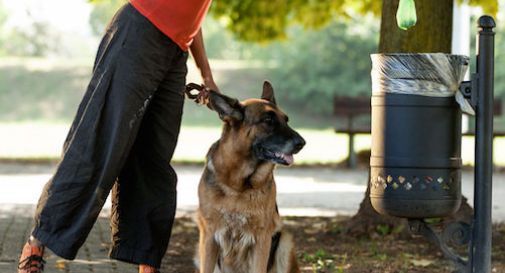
184, 83, 217, 107
184, 83, 206, 100
184, 83, 213, 106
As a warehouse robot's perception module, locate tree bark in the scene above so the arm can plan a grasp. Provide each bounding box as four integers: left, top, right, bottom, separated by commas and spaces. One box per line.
346, 0, 474, 236
379, 0, 453, 53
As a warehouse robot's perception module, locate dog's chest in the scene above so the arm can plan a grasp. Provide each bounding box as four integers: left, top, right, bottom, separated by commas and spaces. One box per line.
214, 210, 256, 254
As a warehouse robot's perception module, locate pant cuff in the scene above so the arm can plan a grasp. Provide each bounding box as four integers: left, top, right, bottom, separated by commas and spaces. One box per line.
31, 228, 78, 260
109, 244, 162, 268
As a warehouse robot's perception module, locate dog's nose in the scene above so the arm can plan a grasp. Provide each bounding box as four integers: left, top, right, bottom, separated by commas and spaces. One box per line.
293, 137, 306, 153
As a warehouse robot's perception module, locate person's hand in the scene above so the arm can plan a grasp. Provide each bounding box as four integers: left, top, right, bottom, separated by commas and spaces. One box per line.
196, 78, 218, 108
194, 81, 217, 106
195, 87, 211, 105
203, 77, 219, 93
184, 80, 219, 108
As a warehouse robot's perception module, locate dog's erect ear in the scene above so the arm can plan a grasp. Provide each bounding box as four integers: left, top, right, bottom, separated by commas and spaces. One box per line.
261, 81, 276, 105
209, 91, 243, 123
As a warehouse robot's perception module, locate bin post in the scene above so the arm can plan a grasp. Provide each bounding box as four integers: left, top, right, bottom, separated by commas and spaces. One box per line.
408, 16, 496, 273
471, 15, 495, 273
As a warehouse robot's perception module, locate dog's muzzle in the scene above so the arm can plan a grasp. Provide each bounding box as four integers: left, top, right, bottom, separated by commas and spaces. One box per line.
254, 135, 305, 166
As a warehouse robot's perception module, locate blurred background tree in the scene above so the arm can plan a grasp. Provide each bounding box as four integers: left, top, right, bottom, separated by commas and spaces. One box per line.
0, 1, 7, 56
85, 0, 502, 117
0, 0, 61, 57
6, 19, 58, 57
210, 0, 381, 42
87, 0, 380, 116
270, 19, 378, 115
0, 0, 502, 123
89, 0, 125, 36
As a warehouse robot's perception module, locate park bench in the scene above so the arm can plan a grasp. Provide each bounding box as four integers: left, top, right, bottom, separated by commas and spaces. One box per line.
333, 96, 505, 168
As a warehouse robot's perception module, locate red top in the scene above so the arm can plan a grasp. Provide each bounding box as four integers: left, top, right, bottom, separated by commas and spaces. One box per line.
130, 0, 212, 51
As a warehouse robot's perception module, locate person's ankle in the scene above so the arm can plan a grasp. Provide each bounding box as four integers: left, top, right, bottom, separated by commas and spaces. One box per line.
139, 264, 158, 273
28, 236, 44, 248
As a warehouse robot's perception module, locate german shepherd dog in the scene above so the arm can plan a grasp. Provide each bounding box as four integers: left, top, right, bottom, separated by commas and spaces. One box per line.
194, 81, 305, 273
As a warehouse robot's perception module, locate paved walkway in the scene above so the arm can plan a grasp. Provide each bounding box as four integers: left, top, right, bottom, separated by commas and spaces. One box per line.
1, 163, 504, 272
0, 205, 138, 272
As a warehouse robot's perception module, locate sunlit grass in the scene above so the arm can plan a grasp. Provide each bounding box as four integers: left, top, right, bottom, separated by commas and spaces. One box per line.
1, 122, 504, 166
1, 58, 504, 166
0, 122, 347, 164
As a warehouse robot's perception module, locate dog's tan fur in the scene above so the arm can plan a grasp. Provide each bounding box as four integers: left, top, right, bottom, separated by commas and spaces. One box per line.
194, 83, 301, 273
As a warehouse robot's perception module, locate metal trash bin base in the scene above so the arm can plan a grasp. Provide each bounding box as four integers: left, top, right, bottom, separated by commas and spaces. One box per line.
371, 199, 462, 219
370, 167, 462, 218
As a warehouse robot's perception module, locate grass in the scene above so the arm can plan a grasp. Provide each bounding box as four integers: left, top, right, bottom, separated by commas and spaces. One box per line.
0, 122, 351, 164
0, 57, 344, 164
2, 122, 505, 166
0, 57, 332, 129
1, 57, 505, 165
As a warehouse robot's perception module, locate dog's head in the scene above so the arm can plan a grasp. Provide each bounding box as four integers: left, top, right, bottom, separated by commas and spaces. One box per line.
209, 81, 305, 166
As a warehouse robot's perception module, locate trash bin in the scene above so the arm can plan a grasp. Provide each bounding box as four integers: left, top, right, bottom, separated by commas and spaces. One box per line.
369, 53, 469, 218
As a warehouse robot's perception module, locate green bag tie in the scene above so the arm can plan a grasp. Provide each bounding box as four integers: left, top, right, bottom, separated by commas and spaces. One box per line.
396, 0, 417, 30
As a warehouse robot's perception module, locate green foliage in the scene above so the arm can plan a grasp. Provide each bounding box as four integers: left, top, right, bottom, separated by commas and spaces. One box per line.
210, 0, 497, 42
89, 0, 125, 36
369, 242, 389, 261
492, 18, 505, 98
201, 16, 381, 118
303, 249, 337, 272
6, 22, 56, 57
201, 16, 379, 116
466, 15, 504, 99
87, 0, 499, 43
201, 17, 274, 59
0, 1, 57, 57
211, 0, 380, 42
8, 0, 499, 120
376, 224, 392, 236
375, 222, 406, 236
466, 0, 499, 16
0, 0, 6, 56
0, 61, 90, 121
270, 17, 379, 115
303, 250, 350, 273
0, 1, 5, 25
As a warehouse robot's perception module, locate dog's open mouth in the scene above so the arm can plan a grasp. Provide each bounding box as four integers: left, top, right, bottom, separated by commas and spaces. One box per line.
262, 148, 294, 165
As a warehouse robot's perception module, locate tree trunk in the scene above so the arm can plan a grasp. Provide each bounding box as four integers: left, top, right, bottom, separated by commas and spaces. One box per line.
379, 0, 453, 53
345, 0, 474, 236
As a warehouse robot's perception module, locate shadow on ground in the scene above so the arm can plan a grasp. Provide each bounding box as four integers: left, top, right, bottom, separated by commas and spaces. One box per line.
2, 206, 504, 273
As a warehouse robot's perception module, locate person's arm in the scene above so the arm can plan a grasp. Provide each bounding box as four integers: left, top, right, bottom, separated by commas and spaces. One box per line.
190, 28, 219, 92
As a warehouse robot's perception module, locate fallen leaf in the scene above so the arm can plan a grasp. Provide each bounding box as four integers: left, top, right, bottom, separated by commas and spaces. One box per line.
411, 259, 434, 267
55, 260, 66, 270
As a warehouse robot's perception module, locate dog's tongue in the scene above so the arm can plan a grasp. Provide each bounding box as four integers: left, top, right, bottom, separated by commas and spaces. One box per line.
283, 154, 294, 165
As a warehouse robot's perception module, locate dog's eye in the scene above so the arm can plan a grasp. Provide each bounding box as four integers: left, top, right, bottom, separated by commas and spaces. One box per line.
262, 114, 276, 125
263, 116, 273, 124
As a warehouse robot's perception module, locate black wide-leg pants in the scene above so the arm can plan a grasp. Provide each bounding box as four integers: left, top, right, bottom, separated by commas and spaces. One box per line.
31, 3, 187, 268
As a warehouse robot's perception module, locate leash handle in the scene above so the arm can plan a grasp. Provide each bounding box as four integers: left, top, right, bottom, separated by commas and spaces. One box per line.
184, 83, 217, 108
184, 83, 205, 100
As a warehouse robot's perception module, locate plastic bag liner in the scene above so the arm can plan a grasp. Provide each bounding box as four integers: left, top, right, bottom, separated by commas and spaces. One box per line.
371, 53, 474, 115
